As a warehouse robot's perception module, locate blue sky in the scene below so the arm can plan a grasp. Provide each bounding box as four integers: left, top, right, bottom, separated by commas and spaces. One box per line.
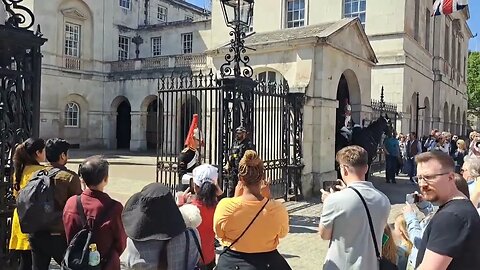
187, 0, 479, 51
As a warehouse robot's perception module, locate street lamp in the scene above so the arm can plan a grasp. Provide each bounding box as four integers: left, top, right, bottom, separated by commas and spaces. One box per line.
219, 0, 255, 78
220, 0, 254, 28
416, 92, 426, 136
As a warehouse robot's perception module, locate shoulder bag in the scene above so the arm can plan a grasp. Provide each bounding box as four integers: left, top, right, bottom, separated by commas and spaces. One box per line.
349, 187, 398, 270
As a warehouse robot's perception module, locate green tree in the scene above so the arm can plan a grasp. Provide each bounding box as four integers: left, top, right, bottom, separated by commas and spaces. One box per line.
468, 52, 480, 117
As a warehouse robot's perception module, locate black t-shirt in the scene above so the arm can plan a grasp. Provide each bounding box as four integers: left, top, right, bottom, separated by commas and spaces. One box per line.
416, 199, 480, 269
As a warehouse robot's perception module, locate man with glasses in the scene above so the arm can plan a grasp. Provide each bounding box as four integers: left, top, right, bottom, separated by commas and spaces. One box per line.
319, 146, 390, 270
414, 151, 480, 270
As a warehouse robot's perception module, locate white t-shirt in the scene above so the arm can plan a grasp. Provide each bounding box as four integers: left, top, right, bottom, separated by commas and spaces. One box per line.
321, 181, 391, 270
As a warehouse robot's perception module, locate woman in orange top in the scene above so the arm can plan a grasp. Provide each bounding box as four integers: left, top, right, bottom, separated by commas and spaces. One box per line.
214, 150, 290, 269
9, 138, 46, 270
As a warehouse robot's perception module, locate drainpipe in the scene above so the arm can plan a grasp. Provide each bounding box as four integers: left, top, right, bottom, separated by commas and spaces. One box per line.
144, 0, 150, 25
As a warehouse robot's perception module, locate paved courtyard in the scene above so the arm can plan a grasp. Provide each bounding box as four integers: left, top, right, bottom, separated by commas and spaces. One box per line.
47, 150, 418, 269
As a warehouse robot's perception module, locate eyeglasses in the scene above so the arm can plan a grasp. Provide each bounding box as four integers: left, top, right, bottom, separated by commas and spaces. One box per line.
413, 172, 450, 184
414, 172, 451, 183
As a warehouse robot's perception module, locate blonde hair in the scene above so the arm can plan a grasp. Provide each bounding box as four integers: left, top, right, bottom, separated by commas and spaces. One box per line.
239, 150, 265, 186
395, 214, 413, 256
457, 139, 466, 151
470, 131, 477, 141
382, 225, 398, 265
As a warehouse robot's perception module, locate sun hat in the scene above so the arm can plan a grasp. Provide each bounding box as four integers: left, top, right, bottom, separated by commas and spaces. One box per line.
122, 183, 186, 241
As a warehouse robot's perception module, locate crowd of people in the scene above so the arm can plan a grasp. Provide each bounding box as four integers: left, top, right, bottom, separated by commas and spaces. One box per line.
8, 125, 480, 270
320, 129, 480, 270
7, 136, 291, 270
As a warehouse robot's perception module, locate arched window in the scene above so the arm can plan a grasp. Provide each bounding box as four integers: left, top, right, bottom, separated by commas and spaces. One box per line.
65, 102, 80, 127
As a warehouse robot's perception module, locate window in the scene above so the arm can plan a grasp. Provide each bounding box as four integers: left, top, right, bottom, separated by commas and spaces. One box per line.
286, 0, 305, 28
457, 40, 461, 73
258, 71, 277, 83
344, 0, 366, 25
181, 33, 193, 54
118, 35, 130, 60
64, 23, 81, 57
452, 35, 456, 68
151, 37, 161, 56
444, 23, 450, 63
425, 9, 431, 52
65, 102, 80, 127
414, 0, 420, 41
119, 0, 131, 9
157, 5, 167, 22
185, 15, 193, 21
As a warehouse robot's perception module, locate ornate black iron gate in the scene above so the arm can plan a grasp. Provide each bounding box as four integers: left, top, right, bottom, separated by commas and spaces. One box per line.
156, 71, 304, 200
0, 1, 47, 266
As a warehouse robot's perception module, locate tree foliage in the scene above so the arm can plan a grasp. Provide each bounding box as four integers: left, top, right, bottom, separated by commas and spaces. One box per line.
468, 52, 480, 117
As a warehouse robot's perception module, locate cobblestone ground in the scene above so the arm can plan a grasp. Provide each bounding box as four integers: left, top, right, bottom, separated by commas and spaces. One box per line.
46, 151, 418, 269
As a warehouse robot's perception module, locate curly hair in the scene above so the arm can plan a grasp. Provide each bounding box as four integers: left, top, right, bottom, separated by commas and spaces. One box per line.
238, 150, 265, 186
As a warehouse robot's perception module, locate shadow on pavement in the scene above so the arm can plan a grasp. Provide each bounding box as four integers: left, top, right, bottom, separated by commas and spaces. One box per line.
288, 215, 319, 234
370, 173, 420, 205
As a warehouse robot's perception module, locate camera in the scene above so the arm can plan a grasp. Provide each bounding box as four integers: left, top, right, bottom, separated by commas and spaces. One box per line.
406, 193, 420, 204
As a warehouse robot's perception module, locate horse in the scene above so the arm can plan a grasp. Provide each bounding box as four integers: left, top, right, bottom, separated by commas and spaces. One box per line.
334, 115, 390, 180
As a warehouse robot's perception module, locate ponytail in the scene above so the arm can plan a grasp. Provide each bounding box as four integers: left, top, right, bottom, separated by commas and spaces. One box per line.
12, 138, 45, 191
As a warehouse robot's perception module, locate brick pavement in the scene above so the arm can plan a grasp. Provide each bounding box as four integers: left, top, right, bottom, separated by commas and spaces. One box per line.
46, 151, 418, 269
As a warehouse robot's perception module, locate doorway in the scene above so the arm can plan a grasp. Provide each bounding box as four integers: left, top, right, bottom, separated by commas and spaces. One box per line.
117, 100, 131, 149
146, 99, 164, 150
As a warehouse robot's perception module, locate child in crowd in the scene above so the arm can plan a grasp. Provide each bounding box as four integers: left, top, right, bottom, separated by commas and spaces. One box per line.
393, 214, 413, 270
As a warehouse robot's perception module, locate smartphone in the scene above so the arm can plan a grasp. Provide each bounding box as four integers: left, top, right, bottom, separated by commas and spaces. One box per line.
406, 193, 420, 204
323, 180, 341, 192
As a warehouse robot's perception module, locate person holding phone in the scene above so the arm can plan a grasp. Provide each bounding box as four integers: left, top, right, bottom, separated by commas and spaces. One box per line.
319, 145, 390, 270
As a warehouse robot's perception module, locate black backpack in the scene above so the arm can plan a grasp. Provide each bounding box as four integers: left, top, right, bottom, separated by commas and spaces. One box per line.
61, 195, 113, 270
16, 168, 62, 233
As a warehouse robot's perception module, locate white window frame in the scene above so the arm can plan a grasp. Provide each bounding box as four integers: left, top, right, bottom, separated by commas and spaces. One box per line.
157, 5, 167, 22
181, 33, 193, 54
151, 37, 162, 56
119, 0, 131, 10
118, 35, 130, 60
344, 0, 366, 26
64, 23, 81, 58
286, 0, 305, 28
65, 102, 80, 127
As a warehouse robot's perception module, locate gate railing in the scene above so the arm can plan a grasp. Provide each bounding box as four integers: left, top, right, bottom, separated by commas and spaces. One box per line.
1, 2, 47, 266
155, 71, 305, 200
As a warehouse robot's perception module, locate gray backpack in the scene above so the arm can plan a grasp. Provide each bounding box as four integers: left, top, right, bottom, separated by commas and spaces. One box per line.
16, 168, 62, 233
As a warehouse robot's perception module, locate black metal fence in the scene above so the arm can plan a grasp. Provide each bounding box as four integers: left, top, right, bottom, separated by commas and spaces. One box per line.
156, 71, 304, 200
0, 2, 47, 265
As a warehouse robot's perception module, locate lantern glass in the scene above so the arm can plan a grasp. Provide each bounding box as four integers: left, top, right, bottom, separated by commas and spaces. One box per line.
221, 0, 254, 27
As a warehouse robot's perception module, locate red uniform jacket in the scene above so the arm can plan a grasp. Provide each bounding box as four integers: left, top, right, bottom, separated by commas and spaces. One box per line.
63, 189, 127, 270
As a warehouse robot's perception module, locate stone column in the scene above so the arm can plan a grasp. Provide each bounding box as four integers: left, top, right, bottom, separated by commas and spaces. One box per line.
103, 112, 117, 149
130, 111, 147, 151
302, 97, 338, 198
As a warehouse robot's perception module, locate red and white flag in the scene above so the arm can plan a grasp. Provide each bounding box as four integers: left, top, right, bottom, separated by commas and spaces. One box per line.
432, 0, 468, 16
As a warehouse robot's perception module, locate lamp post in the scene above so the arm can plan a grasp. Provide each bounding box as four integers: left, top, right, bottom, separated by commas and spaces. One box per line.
416, 92, 426, 136
219, 0, 256, 133
219, 0, 255, 78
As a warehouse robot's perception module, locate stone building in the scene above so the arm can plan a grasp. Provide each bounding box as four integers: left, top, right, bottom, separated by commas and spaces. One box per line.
1, 0, 472, 196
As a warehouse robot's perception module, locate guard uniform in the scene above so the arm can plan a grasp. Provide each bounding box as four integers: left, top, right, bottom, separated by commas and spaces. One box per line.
177, 114, 203, 192
177, 147, 200, 191
227, 138, 255, 197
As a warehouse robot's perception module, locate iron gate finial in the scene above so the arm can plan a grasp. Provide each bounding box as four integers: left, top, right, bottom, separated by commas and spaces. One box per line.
2, 0, 36, 29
